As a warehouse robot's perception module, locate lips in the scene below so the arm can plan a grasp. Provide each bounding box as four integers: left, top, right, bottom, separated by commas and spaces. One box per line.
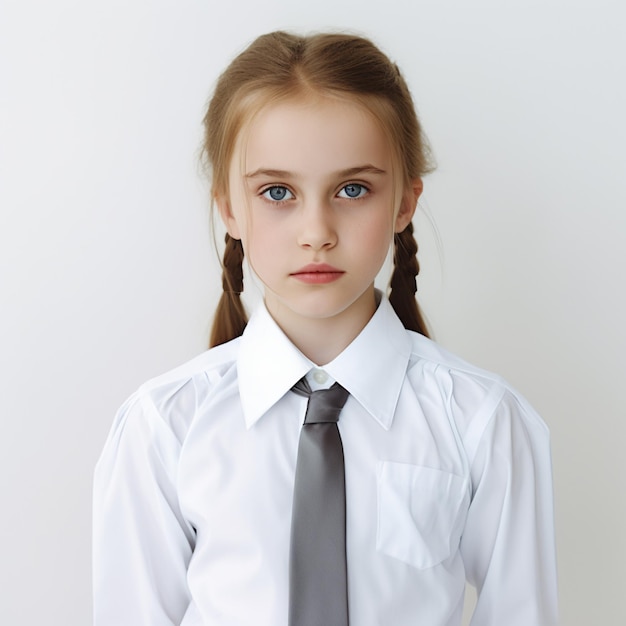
290, 263, 345, 284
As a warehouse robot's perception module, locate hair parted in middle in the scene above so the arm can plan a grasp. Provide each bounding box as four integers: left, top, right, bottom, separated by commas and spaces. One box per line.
202, 30, 435, 347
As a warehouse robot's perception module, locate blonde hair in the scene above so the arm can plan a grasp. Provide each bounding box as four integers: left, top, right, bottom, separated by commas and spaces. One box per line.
201, 31, 434, 346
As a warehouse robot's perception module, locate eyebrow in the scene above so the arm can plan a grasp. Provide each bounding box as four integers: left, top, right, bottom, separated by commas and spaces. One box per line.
245, 164, 388, 179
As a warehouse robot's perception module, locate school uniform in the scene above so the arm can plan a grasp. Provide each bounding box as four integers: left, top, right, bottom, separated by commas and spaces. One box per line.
93, 293, 558, 625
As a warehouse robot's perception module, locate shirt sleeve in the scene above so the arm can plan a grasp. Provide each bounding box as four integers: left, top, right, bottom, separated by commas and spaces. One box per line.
93, 391, 195, 625
459, 388, 558, 626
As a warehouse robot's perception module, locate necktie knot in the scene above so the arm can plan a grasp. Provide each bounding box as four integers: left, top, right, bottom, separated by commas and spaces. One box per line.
292, 378, 349, 425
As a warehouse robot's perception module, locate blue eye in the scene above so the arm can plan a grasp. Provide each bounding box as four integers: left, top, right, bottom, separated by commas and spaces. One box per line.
338, 184, 368, 199
262, 186, 293, 202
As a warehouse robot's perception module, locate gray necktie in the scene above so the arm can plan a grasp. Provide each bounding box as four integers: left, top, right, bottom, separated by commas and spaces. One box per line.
289, 378, 350, 626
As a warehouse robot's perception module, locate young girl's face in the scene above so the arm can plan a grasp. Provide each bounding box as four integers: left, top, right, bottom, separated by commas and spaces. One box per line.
219, 95, 418, 339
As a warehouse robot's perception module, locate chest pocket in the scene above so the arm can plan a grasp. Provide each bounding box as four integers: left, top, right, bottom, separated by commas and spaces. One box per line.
376, 461, 470, 570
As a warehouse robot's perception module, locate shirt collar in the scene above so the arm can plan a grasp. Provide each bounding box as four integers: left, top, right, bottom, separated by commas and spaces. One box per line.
237, 293, 411, 430
238, 305, 314, 429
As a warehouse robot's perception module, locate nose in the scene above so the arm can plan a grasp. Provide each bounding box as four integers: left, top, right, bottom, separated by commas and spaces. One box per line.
296, 201, 337, 251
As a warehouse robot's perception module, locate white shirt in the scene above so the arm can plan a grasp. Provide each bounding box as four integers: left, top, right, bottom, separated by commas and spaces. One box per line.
93, 296, 558, 625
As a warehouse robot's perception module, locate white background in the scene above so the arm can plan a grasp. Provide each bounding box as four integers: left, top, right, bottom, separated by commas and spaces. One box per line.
1, 1, 624, 624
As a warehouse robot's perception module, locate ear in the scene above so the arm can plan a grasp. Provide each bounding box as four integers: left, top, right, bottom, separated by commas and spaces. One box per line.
215, 194, 242, 240
394, 178, 423, 233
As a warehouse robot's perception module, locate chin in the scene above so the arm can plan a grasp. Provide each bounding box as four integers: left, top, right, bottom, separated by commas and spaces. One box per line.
285, 296, 364, 321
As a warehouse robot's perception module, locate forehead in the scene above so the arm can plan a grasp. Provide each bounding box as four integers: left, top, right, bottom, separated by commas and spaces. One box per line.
231, 95, 394, 178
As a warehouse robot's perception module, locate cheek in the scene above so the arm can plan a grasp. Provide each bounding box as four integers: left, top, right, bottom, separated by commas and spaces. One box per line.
357, 214, 395, 259
241, 218, 285, 274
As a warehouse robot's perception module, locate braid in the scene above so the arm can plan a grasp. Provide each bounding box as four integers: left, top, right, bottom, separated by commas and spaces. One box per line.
389, 222, 430, 337
209, 233, 248, 347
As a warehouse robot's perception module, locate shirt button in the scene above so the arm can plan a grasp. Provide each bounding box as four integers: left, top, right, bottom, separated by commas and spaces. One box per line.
312, 369, 328, 384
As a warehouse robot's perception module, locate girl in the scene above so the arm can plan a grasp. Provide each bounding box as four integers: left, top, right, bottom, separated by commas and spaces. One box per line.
93, 31, 558, 626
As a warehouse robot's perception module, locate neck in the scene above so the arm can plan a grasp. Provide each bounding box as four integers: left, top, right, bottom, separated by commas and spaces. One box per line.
265, 289, 378, 365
